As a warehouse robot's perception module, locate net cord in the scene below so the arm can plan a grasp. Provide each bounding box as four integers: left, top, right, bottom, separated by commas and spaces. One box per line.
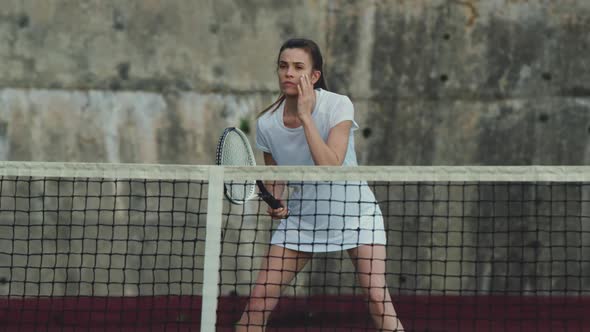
1, 162, 590, 182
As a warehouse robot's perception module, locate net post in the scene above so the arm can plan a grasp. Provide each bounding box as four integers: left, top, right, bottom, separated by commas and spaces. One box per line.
201, 166, 224, 332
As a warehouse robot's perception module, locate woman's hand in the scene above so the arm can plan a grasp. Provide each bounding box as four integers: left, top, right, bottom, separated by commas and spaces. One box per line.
297, 74, 316, 122
267, 199, 289, 220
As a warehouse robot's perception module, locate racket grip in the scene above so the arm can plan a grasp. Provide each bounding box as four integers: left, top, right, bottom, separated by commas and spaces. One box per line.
256, 180, 283, 209
259, 192, 283, 209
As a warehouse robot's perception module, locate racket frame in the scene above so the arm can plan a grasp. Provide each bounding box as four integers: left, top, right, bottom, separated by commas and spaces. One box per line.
216, 127, 282, 209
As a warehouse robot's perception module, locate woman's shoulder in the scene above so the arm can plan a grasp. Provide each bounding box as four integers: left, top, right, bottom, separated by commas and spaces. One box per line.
257, 107, 278, 126
316, 89, 354, 113
317, 89, 351, 104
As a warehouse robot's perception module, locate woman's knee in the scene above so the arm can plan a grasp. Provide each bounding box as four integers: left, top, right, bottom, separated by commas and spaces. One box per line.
366, 285, 390, 304
246, 297, 278, 314
247, 286, 281, 311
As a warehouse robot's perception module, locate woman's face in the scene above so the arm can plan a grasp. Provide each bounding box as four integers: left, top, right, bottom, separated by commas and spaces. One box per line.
277, 48, 318, 96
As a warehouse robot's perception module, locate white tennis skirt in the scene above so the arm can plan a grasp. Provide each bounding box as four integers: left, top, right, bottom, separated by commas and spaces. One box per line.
270, 181, 387, 252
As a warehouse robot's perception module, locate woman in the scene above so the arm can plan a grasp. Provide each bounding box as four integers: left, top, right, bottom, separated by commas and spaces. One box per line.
236, 38, 405, 332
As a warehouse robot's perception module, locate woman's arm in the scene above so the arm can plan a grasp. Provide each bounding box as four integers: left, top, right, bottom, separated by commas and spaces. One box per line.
262, 152, 285, 198
301, 118, 352, 166
263, 152, 289, 218
297, 74, 352, 166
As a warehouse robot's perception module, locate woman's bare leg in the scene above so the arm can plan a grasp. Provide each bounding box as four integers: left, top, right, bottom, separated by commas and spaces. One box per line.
348, 244, 404, 331
236, 245, 312, 331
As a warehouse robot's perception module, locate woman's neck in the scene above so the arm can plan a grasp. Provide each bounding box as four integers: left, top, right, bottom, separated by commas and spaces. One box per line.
283, 96, 298, 116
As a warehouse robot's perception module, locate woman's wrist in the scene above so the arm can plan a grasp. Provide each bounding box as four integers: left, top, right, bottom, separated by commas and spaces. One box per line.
299, 112, 313, 125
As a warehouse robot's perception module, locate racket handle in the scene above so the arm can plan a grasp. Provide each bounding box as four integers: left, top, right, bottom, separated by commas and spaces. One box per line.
258, 192, 283, 209
256, 180, 283, 209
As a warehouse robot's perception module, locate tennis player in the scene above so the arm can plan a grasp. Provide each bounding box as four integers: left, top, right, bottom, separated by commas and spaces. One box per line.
236, 38, 404, 331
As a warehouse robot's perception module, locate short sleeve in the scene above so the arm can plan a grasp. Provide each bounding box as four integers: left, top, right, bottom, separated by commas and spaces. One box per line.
255, 119, 271, 153
329, 96, 359, 132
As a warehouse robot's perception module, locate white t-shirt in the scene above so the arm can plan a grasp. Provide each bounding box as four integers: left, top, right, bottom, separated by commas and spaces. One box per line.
256, 89, 386, 252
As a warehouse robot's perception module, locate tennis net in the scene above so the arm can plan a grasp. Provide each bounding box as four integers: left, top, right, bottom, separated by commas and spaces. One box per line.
0, 162, 588, 331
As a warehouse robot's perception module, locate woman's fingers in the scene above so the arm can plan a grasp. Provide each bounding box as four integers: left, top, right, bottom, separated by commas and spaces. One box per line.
267, 206, 289, 219
299, 77, 308, 97
303, 74, 311, 90
296, 74, 316, 118
274, 207, 287, 218
299, 74, 312, 94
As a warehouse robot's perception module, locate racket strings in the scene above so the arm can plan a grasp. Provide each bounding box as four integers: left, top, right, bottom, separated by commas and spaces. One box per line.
217, 129, 257, 203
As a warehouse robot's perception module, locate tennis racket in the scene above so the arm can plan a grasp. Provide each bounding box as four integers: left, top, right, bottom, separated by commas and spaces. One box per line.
215, 127, 282, 209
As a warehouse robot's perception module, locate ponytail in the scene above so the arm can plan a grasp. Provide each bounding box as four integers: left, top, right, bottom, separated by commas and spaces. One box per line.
257, 94, 286, 118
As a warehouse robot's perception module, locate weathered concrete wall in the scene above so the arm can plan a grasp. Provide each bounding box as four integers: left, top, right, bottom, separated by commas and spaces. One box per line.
0, 0, 328, 93
357, 0, 590, 165
1, 0, 588, 165
0, 89, 271, 163
0, 0, 589, 301
0, 0, 330, 164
